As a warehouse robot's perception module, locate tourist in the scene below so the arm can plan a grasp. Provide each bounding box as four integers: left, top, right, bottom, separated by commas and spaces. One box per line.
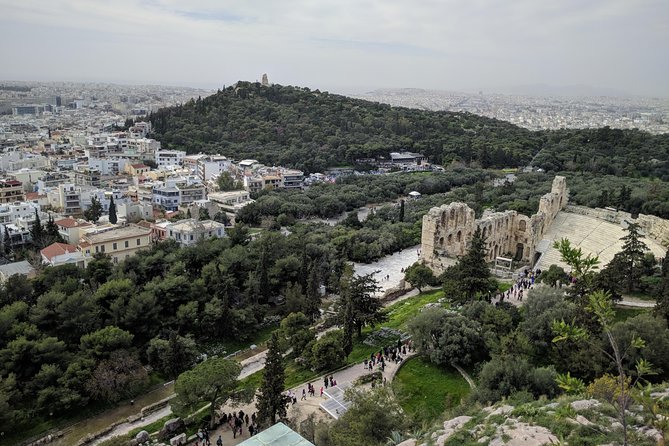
216, 435, 223, 446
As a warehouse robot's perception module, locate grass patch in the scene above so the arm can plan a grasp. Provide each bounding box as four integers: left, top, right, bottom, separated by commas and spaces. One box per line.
392, 356, 470, 423
383, 289, 445, 330
347, 289, 446, 364
613, 306, 649, 323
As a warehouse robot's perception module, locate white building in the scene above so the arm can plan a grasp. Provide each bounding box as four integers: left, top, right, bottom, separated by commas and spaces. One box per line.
196, 155, 232, 181
40, 242, 87, 268
88, 157, 129, 175
155, 149, 186, 168
165, 219, 225, 246
117, 201, 153, 223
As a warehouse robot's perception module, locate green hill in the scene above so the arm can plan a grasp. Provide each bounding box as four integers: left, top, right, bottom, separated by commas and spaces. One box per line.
148, 81, 540, 173
148, 81, 669, 178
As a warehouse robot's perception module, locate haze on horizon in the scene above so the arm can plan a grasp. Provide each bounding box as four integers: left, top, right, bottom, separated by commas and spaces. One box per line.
0, 0, 667, 97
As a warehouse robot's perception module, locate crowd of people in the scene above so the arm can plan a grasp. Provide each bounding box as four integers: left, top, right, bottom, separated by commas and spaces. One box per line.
363, 338, 414, 373
494, 268, 542, 303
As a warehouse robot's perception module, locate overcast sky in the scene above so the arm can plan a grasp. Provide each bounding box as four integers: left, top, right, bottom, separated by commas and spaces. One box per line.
0, 0, 667, 96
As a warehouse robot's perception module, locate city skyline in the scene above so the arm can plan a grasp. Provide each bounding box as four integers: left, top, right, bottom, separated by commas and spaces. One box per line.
0, 0, 668, 97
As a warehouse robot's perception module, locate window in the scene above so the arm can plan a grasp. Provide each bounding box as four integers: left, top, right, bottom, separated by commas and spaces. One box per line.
113, 242, 117, 250
100, 245, 105, 253
95, 246, 99, 253
113, 257, 118, 264
125, 240, 129, 248
136, 238, 141, 246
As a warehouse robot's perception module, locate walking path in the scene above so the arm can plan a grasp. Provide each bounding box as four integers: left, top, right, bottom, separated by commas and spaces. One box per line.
207, 351, 417, 446
618, 296, 656, 308
452, 364, 477, 390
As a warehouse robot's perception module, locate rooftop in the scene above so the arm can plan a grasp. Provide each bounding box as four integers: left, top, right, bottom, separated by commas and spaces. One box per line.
237, 423, 314, 446
81, 224, 151, 243
55, 217, 93, 229
166, 218, 225, 232
40, 242, 78, 260
0, 260, 36, 279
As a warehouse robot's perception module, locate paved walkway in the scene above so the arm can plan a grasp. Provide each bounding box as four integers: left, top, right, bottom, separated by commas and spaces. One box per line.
208, 351, 417, 445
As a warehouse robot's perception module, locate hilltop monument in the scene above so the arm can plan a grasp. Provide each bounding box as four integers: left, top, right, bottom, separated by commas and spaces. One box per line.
261, 73, 269, 87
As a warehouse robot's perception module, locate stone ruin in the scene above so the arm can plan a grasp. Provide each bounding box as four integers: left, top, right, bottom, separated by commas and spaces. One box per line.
420, 176, 568, 274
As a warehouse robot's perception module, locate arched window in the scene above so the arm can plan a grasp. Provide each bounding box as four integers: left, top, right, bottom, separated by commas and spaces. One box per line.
518, 220, 527, 232
439, 237, 444, 247
456, 231, 462, 242
447, 234, 452, 244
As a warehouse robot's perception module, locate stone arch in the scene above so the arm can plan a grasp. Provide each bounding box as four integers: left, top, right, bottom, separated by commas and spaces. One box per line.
439, 237, 444, 247
493, 245, 498, 259
441, 212, 447, 227
515, 243, 524, 260
456, 230, 462, 242
447, 234, 452, 244
518, 220, 527, 232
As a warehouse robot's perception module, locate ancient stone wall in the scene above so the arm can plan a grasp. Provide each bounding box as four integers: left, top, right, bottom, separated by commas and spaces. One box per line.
421, 176, 568, 274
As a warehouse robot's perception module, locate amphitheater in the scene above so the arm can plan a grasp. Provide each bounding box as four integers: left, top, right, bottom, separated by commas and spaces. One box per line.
421, 176, 668, 274
534, 207, 667, 272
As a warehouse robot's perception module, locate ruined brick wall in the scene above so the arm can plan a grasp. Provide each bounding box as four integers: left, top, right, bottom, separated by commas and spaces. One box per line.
420, 176, 568, 274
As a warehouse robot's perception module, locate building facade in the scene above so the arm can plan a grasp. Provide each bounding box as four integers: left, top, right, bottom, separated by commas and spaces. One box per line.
77, 224, 152, 263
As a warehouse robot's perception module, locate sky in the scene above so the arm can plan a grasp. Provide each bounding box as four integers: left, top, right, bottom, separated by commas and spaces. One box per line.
0, 0, 667, 97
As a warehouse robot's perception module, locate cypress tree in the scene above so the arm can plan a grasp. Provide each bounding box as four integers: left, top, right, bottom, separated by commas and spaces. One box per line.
3, 226, 12, 256
44, 214, 63, 244
617, 222, 648, 293
399, 199, 405, 222
109, 196, 117, 224
30, 210, 44, 247
256, 332, 288, 427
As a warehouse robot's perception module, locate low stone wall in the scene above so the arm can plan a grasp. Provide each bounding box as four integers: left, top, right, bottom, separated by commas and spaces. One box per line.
566, 205, 669, 247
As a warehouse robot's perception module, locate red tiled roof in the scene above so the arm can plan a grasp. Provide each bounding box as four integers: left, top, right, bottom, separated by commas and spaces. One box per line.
26, 192, 44, 200
40, 242, 78, 261
131, 164, 148, 169
55, 218, 92, 228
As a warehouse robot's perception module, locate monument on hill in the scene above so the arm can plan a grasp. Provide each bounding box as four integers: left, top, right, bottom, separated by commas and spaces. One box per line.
420, 176, 568, 274
261, 73, 269, 87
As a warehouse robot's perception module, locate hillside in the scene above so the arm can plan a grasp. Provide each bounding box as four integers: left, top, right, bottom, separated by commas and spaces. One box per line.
149, 81, 540, 173
148, 81, 669, 178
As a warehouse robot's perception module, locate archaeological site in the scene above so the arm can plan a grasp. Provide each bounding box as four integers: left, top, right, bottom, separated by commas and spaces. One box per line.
420, 176, 668, 275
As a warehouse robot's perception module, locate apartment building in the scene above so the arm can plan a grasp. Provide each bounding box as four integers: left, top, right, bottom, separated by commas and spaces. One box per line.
0, 179, 25, 204
0, 201, 40, 225
155, 149, 186, 168
152, 177, 206, 211
77, 224, 152, 263
196, 155, 232, 181
74, 168, 101, 187
55, 183, 82, 215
